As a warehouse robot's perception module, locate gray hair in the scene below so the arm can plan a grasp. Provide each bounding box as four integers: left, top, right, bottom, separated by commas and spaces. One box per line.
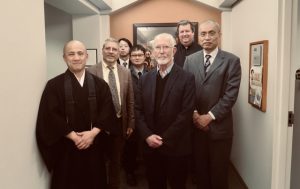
152, 33, 176, 48
102, 37, 119, 49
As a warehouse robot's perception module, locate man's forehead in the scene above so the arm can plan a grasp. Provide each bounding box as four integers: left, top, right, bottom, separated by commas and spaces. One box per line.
105, 42, 118, 48
179, 24, 192, 30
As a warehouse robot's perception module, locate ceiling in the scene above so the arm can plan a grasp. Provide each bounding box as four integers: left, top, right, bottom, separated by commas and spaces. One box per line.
44, 0, 241, 15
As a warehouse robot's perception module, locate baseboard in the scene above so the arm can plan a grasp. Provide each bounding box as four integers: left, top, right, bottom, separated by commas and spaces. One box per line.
229, 162, 249, 189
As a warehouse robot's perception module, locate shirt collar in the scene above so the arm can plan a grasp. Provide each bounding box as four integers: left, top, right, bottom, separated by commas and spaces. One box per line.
102, 61, 117, 70
157, 62, 174, 78
204, 48, 218, 60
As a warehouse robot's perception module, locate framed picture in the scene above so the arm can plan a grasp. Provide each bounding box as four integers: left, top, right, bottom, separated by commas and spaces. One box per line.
86, 49, 98, 67
133, 22, 198, 47
248, 40, 268, 112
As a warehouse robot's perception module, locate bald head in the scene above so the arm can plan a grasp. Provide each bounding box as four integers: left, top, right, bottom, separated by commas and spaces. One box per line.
63, 40, 87, 55
63, 40, 88, 76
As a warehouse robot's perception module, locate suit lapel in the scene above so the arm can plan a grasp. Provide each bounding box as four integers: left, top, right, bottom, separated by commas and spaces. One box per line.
146, 70, 156, 114
160, 65, 179, 108
116, 64, 124, 105
97, 63, 104, 78
204, 50, 224, 81
196, 52, 205, 81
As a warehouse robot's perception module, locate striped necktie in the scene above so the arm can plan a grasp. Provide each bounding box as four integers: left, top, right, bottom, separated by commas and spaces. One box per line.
204, 54, 211, 73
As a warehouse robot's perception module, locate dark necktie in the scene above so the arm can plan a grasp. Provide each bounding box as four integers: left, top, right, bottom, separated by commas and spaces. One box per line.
138, 72, 142, 79
204, 54, 211, 73
123, 62, 127, 68
107, 66, 121, 115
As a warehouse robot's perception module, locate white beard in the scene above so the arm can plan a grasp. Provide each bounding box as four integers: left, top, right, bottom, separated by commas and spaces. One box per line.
156, 57, 173, 65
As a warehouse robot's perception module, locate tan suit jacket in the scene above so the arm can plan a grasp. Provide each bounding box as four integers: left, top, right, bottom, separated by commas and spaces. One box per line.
87, 62, 135, 137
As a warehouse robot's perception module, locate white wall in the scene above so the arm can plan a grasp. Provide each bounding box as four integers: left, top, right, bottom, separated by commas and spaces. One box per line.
45, 3, 73, 79
223, 0, 279, 188
73, 14, 110, 62
0, 0, 49, 189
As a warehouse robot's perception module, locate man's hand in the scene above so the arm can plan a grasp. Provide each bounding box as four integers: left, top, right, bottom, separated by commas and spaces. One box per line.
66, 128, 100, 150
126, 127, 134, 138
145, 134, 163, 148
193, 112, 213, 131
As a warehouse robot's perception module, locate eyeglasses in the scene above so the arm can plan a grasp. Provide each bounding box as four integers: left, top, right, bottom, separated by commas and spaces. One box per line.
154, 46, 173, 51
130, 54, 144, 58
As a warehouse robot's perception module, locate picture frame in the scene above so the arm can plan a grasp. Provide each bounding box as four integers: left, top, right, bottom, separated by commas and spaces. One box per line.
133, 22, 198, 47
86, 49, 98, 67
248, 40, 268, 112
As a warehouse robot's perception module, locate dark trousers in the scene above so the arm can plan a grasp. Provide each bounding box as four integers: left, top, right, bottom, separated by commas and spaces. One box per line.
193, 131, 232, 189
144, 151, 189, 189
122, 129, 139, 174
106, 118, 124, 189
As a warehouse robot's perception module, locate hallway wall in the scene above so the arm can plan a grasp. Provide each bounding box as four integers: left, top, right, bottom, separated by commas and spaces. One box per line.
110, 0, 221, 43
0, 1, 48, 189
227, 0, 279, 188
45, 3, 73, 79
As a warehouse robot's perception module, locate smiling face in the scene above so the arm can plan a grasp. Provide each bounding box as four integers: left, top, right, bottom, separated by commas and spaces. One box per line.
63, 40, 88, 75
199, 21, 221, 53
178, 24, 194, 47
102, 41, 119, 65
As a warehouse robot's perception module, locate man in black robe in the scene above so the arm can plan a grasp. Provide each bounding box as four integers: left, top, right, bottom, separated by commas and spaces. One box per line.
36, 40, 116, 189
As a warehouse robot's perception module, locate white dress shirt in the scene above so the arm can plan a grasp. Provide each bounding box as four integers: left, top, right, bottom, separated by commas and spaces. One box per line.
101, 62, 121, 106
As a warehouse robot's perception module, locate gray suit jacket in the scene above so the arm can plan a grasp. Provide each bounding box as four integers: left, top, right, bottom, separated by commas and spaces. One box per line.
87, 62, 135, 137
183, 49, 241, 140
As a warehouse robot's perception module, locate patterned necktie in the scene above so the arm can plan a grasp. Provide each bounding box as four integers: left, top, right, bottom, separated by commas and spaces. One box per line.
138, 72, 142, 79
204, 54, 211, 73
107, 66, 121, 115
123, 62, 127, 68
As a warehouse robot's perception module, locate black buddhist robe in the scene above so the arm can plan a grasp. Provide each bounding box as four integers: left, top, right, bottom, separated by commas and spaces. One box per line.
36, 70, 116, 189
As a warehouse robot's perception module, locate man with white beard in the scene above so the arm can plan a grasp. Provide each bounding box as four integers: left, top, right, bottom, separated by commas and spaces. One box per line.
135, 33, 195, 189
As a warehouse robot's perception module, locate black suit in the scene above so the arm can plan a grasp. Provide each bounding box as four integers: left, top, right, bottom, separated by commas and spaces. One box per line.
184, 49, 241, 189
135, 64, 195, 189
122, 66, 148, 175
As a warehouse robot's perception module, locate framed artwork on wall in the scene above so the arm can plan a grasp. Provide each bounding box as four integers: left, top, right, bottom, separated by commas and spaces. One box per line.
248, 40, 269, 112
86, 49, 98, 67
133, 22, 198, 47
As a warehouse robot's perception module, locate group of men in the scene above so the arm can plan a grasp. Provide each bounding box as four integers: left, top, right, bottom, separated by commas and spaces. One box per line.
36, 19, 241, 189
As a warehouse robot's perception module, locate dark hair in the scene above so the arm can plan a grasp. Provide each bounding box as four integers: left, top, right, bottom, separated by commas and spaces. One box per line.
176, 20, 195, 35
129, 44, 146, 55
118, 38, 133, 49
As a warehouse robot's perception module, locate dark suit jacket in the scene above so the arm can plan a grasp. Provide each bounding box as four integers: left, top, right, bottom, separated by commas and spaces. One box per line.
183, 49, 241, 140
117, 59, 132, 69
87, 62, 135, 138
135, 64, 195, 156
129, 65, 148, 98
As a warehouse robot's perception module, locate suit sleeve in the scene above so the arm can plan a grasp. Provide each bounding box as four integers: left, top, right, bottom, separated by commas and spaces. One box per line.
210, 57, 241, 120
126, 70, 135, 129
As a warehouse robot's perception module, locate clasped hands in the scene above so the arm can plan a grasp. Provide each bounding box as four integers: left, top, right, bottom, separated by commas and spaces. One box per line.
66, 127, 100, 150
146, 134, 163, 148
193, 112, 213, 131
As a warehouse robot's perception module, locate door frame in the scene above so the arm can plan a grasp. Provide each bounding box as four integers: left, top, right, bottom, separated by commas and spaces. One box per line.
271, 0, 298, 188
